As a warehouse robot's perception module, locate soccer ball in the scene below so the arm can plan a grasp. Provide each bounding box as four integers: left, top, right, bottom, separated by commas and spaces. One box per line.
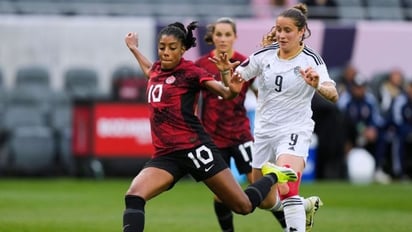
347, 148, 375, 185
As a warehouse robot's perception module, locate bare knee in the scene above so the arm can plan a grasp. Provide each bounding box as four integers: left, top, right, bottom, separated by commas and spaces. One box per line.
230, 198, 253, 215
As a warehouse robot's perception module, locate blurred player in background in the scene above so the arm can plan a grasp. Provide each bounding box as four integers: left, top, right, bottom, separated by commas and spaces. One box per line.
194, 17, 258, 232
122, 21, 298, 232
216, 3, 339, 232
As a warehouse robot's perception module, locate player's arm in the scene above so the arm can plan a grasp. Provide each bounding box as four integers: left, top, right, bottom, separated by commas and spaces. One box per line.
203, 77, 243, 100
125, 32, 152, 79
208, 52, 241, 87
300, 67, 339, 103
204, 52, 244, 99
317, 82, 339, 103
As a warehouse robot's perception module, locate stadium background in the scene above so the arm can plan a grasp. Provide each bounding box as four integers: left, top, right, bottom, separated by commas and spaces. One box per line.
1, 16, 412, 92
1, 1, 412, 232
0, 0, 412, 180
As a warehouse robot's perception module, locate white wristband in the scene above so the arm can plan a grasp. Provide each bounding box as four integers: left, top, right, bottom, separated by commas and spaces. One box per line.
316, 83, 322, 91
220, 69, 230, 75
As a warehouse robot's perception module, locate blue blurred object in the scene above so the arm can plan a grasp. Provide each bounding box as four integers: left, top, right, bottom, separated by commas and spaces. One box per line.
302, 133, 318, 183
230, 158, 247, 184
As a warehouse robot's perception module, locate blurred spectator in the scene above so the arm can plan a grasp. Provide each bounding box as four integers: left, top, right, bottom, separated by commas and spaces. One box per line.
301, 0, 338, 19
391, 81, 412, 179
302, 0, 336, 7
337, 74, 391, 184
336, 63, 358, 95
378, 68, 405, 116
372, 69, 405, 179
251, 0, 297, 18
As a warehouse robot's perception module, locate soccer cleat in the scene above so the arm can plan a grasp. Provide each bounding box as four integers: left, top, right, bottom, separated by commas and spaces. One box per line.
261, 162, 298, 183
305, 196, 323, 232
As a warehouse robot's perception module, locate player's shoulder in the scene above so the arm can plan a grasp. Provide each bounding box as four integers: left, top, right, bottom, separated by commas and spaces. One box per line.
250, 42, 279, 57
301, 45, 324, 66
195, 53, 211, 65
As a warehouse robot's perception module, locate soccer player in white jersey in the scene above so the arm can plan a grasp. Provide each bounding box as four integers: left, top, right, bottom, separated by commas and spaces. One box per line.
235, 3, 338, 232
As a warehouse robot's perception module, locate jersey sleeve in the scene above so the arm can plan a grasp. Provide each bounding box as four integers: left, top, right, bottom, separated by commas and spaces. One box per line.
316, 63, 336, 86
235, 54, 262, 81
197, 66, 215, 84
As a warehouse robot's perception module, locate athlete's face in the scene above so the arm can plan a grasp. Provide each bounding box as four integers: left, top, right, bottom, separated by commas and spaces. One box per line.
212, 23, 237, 54
274, 16, 304, 53
158, 34, 185, 70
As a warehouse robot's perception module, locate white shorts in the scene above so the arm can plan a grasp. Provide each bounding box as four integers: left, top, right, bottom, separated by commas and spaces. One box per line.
251, 130, 312, 169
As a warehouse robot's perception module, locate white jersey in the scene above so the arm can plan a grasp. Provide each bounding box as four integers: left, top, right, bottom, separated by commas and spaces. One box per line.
236, 43, 335, 138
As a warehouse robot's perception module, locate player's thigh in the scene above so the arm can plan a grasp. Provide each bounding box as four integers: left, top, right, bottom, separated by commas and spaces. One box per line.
126, 167, 174, 201
203, 168, 251, 213
277, 154, 305, 173
251, 138, 276, 169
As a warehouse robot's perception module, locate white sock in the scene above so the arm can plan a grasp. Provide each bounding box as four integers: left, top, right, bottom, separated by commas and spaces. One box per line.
302, 197, 310, 212
269, 194, 283, 212
282, 196, 305, 232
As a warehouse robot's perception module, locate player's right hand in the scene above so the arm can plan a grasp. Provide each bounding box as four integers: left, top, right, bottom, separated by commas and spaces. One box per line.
125, 32, 138, 50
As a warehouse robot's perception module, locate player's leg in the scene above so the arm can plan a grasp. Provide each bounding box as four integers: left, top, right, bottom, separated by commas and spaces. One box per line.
249, 137, 289, 231
276, 154, 306, 232
212, 148, 234, 232
204, 164, 297, 215
123, 162, 176, 232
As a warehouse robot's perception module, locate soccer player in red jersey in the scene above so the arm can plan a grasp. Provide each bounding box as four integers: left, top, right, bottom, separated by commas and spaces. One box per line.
122, 21, 298, 232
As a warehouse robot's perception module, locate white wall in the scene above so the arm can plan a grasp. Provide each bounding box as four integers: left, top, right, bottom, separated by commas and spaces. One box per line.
0, 15, 156, 93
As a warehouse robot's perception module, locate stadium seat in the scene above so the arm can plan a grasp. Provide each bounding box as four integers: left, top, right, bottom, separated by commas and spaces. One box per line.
364, 0, 401, 7
5, 86, 53, 119
366, 6, 405, 20
402, 0, 412, 19
111, 65, 147, 102
15, 65, 50, 89
338, 6, 367, 20
2, 106, 47, 132
64, 67, 101, 99
0, 0, 16, 14
403, 0, 412, 7
7, 125, 56, 175
334, 0, 364, 6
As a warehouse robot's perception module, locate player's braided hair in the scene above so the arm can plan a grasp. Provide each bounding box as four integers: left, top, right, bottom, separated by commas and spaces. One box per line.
159, 21, 198, 51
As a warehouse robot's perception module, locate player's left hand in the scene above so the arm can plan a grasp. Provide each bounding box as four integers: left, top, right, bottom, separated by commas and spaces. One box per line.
208, 52, 240, 73
300, 67, 319, 89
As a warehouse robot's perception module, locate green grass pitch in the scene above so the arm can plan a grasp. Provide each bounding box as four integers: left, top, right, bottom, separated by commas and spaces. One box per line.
0, 178, 411, 232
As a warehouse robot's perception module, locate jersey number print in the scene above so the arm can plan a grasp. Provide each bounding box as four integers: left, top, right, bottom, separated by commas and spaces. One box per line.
187, 145, 214, 169
148, 84, 163, 103
274, 75, 283, 92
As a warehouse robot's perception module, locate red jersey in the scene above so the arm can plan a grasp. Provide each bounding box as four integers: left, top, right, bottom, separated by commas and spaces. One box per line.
147, 58, 215, 157
195, 51, 254, 148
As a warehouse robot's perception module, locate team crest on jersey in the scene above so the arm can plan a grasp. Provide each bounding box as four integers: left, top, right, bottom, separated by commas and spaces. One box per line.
165, 75, 176, 84
294, 66, 301, 76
